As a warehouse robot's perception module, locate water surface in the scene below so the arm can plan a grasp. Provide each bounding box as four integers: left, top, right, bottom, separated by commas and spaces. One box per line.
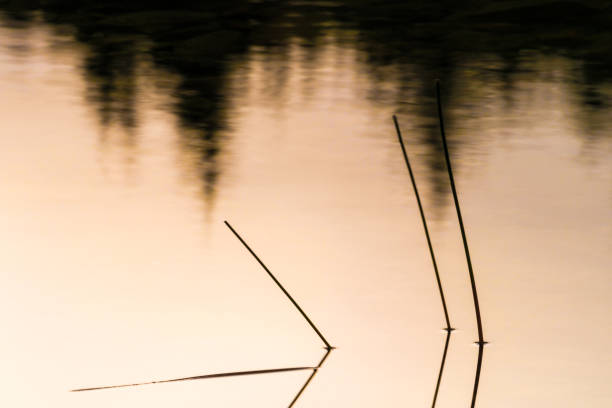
1, 4, 611, 407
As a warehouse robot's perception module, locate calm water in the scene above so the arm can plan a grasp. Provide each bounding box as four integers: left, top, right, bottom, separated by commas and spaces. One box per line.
1, 6, 611, 408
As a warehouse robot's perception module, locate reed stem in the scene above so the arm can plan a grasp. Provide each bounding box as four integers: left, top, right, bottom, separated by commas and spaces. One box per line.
434, 81, 484, 342
393, 115, 453, 330
431, 329, 453, 408
393, 115, 455, 407
287, 347, 333, 408
471, 343, 485, 408
71, 366, 316, 392
224, 221, 333, 350
435, 80, 487, 407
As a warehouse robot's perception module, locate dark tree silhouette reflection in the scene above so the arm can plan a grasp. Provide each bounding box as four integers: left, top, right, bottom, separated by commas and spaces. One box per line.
84, 39, 139, 130
0, 0, 266, 205
2, 2, 612, 406
2, 0, 611, 210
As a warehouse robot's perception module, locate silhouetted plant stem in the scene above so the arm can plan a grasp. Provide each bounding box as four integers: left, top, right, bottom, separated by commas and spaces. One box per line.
393, 115, 453, 330
435, 80, 487, 408
70, 366, 317, 392
471, 343, 485, 408
71, 222, 334, 401
431, 329, 453, 408
287, 347, 333, 408
224, 221, 334, 407
224, 220, 333, 350
393, 115, 454, 407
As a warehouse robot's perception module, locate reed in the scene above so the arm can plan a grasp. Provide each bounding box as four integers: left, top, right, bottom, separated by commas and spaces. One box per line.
393, 115, 454, 408
432, 329, 453, 407
71, 366, 316, 392
71, 222, 333, 406
224, 221, 334, 407
435, 80, 487, 408
288, 347, 333, 408
224, 221, 333, 351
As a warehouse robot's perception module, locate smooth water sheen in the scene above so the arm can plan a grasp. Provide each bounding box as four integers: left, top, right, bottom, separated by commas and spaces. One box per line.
1, 9, 611, 408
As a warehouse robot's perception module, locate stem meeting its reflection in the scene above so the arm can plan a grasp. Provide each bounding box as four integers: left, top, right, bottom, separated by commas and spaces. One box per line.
394, 115, 455, 407
436, 81, 488, 407
71, 221, 334, 405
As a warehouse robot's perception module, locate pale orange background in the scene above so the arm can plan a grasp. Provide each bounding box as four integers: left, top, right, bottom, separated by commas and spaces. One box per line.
1, 18, 611, 408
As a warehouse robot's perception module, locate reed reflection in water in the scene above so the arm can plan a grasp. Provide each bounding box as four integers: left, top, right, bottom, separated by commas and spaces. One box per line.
72, 222, 333, 407
0, 3, 611, 408
394, 114, 455, 407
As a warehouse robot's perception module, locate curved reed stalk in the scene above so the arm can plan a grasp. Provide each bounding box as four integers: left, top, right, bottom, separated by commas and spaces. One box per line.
71, 222, 334, 407
393, 115, 454, 407
435, 80, 487, 408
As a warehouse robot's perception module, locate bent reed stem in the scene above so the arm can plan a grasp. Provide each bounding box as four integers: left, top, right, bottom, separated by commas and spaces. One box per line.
435, 80, 487, 408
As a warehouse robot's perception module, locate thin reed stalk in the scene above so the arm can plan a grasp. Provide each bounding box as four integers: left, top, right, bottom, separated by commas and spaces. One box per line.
471, 342, 485, 408
224, 221, 334, 407
393, 115, 454, 407
435, 80, 487, 408
224, 221, 333, 350
393, 115, 453, 330
431, 329, 453, 407
288, 347, 333, 408
71, 366, 316, 392
71, 222, 334, 399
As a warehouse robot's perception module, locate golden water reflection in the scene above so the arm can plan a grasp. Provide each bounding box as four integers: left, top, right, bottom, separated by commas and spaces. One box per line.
0, 9, 611, 408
